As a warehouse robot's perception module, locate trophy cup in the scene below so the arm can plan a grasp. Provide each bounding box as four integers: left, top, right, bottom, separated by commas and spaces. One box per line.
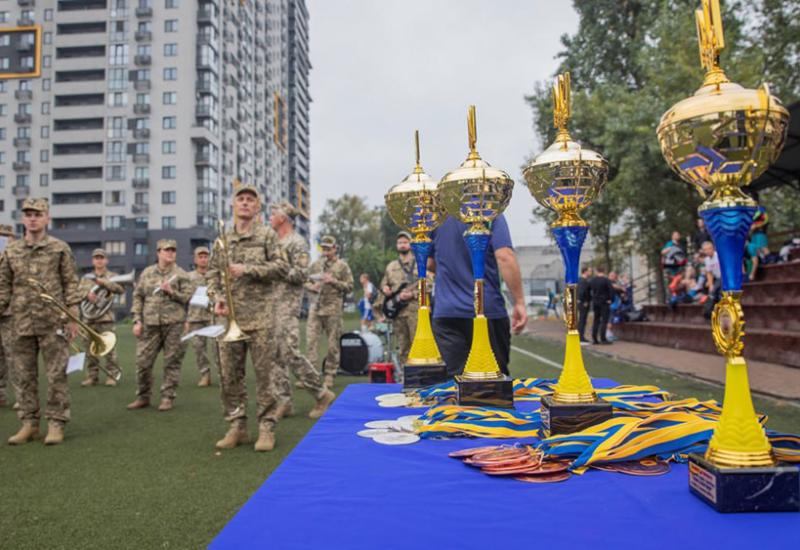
385, 131, 449, 390
438, 106, 514, 408
657, 0, 798, 512
523, 72, 613, 436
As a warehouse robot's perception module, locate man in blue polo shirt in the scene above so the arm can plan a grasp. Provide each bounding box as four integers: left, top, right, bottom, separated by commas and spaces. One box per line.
428, 214, 527, 376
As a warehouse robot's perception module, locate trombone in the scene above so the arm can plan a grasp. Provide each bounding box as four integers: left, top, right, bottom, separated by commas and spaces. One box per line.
28, 279, 120, 379
215, 219, 249, 342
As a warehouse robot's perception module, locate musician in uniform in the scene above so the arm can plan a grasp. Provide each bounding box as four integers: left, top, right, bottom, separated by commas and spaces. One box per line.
378, 231, 418, 368
305, 236, 353, 389
128, 239, 192, 412
0, 224, 16, 408
186, 245, 217, 387
79, 248, 124, 387
207, 185, 288, 452
0, 198, 80, 445
269, 202, 335, 418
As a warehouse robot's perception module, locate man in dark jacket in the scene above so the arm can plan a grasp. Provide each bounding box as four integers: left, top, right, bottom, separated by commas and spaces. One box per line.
589, 266, 615, 345
577, 266, 593, 344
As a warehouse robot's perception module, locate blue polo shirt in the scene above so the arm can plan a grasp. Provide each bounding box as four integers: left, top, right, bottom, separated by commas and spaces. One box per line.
430, 215, 513, 319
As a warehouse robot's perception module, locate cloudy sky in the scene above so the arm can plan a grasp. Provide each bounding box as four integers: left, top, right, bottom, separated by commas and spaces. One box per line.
306, 0, 579, 247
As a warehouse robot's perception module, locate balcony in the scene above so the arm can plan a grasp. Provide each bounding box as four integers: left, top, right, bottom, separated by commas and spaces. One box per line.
196, 33, 213, 46
133, 103, 151, 114
14, 90, 32, 101
13, 137, 31, 148
195, 80, 213, 94
18, 0, 35, 6
197, 9, 213, 22
133, 128, 150, 139
135, 6, 153, 17
195, 104, 213, 118
17, 17, 35, 27
195, 151, 212, 165
132, 204, 149, 214
196, 56, 213, 69
14, 113, 32, 124
12, 185, 30, 198
133, 154, 150, 164
132, 178, 150, 189
133, 79, 151, 91
135, 31, 152, 42
12, 161, 31, 172
134, 55, 151, 66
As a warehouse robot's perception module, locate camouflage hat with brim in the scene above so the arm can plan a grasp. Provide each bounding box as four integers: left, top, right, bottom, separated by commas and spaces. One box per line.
396, 230, 412, 240
0, 224, 14, 237
21, 197, 49, 212
320, 235, 337, 249
194, 246, 210, 256
270, 201, 297, 220
157, 239, 178, 250
234, 184, 260, 199
92, 248, 107, 258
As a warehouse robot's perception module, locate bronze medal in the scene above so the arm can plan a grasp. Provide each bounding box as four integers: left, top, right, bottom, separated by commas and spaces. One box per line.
449, 445, 505, 459
514, 471, 571, 483
592, 459, 671, 476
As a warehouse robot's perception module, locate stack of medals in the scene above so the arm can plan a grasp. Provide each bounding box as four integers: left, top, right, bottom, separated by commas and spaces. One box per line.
450, 445, 571, 483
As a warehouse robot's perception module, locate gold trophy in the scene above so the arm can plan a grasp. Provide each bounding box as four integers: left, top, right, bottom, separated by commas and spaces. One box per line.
657, 0, 797, 512
523, 72, 612, 435
438, 106, 514, 408
385, 131, 449, 390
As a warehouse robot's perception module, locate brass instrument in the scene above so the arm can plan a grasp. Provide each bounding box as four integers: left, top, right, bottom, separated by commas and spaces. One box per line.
29, 278, 120, 380
80, 270, 135, 321
215, 219, 249, 342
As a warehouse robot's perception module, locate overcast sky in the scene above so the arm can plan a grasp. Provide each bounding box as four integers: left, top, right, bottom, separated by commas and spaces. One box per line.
306, 1, 579, 247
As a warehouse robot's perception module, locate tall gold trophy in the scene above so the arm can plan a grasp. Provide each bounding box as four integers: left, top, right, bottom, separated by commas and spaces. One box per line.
523, 72, 612, 436
385, 131, 449, 390
657, 0, 797, 512
439, 106, 514, 408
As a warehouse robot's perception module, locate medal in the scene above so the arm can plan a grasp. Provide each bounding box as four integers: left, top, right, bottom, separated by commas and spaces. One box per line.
373, 433, 420, 445
357, 429, 392, 438
364, 420, 398, 429
448, 445, 505, 459
592, 459, 671, 476
514, 471, 571, 483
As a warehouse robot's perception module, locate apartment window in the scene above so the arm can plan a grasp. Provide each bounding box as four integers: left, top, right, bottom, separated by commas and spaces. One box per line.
0, 12, 7, 23
44, 32, 53, 45
40, 126, 49, 139
107, 165, 126, 181
137, 21, 151, 33
134, 117, 149, 130
18, 127, 30, 139
164, 43, 177, 57
163, 67, 177, 81
111, 20, 127, 41
0, 36, 7, 48
108, 68, 127, 90
108, 92, 127, 107
165, 0, 179, 7
0, 58, 9, 70
42, 79, 51, 92
43, 55, 51, 69
134, 242, 148, 255
45, 9, 54, 21
0, 152, 4, 164
0, 129, 5, 140
39, 174, 48, 187
107, 141, 124, 162
162, 92, 176, 105
105, 241, 126, 255
162, 140, 176, 154
136, 93, 150, 105
162, 116, 176, 129
109, 44, 129, 65
162, 217, 176, 229
0, 175, 4, 188
162, 191, 176, 204
136, 44, 151, 56
135, 69, 150, 81
161, 166, 176, 179
40, 150, 49, 163
106, 216, 124, 230
16, 175, 29, 187
134, 192, 148, 205
0, 105, 5, 117
135, 167, 149, 179
134, 142, 149, 155
17, 151, 31, 163
18, 103, 32, 115
0, 82, 6, 93
106, 190, 125, 206
21, 9, 34, 22
108, 116, 125, 138
41, 102, 50, 115
165, 20, 178, 32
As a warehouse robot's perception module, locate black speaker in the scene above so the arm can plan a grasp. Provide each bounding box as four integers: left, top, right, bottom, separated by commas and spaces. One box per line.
339, 332, 369, 375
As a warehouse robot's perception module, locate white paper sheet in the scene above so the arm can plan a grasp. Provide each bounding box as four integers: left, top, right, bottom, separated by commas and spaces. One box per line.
189, 286, 210, 308
180, 324, 225, 342
66, 352, 86, 374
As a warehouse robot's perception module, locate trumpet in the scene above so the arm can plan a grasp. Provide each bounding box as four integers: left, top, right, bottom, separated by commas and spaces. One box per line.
215, 219, 249, 342
69, 340, 121, 382
152, 274, 178, 295
28, 278, 118, 363
80, 270, 135, 321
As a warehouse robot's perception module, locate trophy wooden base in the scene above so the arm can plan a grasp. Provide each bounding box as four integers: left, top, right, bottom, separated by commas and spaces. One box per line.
455, 375, 514, 409
688, 454, 800, 513
540, 395, 613, 437
403, 363, 448, 391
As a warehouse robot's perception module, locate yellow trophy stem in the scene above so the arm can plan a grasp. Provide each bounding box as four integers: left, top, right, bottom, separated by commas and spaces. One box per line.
406, 305, 444, 366
461, 315, 502, 380
705, 356, 775, 468
552, 331, 597, 404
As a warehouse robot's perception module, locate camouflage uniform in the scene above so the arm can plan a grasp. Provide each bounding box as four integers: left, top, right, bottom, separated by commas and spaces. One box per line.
131, 262, 192, 402
0, 295, 13, 404
0, 234, 81, 425
305, 253, 353, 379
275, 231, 326, 404
206, 223, 287, 430
379, 255, 419, 367
80, 269, 124, 381
186, 268, 219, 376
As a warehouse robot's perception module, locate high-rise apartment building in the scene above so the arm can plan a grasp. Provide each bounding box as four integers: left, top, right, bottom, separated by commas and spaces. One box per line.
0, 0, 311, 281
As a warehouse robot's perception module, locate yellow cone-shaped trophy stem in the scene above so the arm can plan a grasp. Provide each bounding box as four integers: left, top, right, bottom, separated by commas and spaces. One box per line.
406, 305, 444, 365
552, 331, 597, 404
460, 315, 502, 380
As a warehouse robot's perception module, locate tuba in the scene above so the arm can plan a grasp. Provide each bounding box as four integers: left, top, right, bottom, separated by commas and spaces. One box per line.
80, 270, 135, 321
215, 219, 249, 342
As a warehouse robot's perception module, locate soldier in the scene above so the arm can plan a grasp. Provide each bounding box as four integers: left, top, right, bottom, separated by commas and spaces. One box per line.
0, 198, 80, 445
0, 224, 16, 408
207, 185, 288, 452
127, 239, 192, 412
269, 202, 335, 418
378, 231, 418, 368
80, 249, 124, 387
186, 246, 217, 387
305, 235, 353, 389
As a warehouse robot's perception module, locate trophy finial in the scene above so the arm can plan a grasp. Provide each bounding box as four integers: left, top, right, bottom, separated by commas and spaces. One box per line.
413, 130, 423, 174
696, 0, 729, 86
553, 72, 572, 145
467, 105, 479, 160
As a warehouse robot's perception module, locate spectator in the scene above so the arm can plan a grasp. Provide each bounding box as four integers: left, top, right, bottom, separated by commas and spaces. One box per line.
545, 288, 558, 319
577, 266, 593, 345
701, 241, 722, 319
661, 231, 687, 277
589, 266, 615, 345
357, 273, 376, 332
691, 218, 711, 253
745, 209, 770, 281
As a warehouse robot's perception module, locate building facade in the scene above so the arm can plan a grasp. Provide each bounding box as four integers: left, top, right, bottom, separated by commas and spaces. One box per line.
0, 0, 311, 289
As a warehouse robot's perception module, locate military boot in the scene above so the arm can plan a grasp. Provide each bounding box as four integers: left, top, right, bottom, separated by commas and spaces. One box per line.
44, 421, 65, 445
197, 372, 211, 387
275, 400, 294, 419
12, 401, 19, 410
254, 425, 275, 452
215, 420, 249, 450
157, 398, 174, 412
81, 377, 98, 387
294, 380, 305, 389
323, 374, 335, 390
126, 398, 150, 410
309, 389, 336, 419
105, 377, 118, 387
8, 421, 39, 445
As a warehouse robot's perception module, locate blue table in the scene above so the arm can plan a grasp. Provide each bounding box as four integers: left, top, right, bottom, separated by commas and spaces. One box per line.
212, 383, 799, 549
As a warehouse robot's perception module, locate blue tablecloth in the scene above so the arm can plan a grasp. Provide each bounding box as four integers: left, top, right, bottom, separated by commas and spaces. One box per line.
212, 383, 799, 550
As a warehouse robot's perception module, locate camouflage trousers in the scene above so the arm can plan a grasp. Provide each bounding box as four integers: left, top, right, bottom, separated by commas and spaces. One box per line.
135, 323, 187, 401
14, 331, 71, 424
392, 312, 418, 368
187, 321, 220, 375
85, 321, 121, 381
0, 316, 14, 399
306, 311, 342, 378
276, 314, 325, 404
219, 326, 282, 429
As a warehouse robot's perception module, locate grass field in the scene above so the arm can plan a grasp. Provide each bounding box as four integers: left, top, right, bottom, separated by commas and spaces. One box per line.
1, 315, 797, 549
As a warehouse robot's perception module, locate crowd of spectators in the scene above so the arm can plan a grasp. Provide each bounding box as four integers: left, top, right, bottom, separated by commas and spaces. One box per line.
576, 266, 633, 345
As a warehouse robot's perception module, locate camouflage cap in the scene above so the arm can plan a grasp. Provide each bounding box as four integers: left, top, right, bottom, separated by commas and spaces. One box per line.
21, 197, 49, 212
0, 224, 14, 237
157, 238, 177, 250
270, 201, 297, 220
92, 248, 107, 258
396, 230, 412, 240
320, 235, 337, 249
194, 245, 210, 255
234, 183, 260, 199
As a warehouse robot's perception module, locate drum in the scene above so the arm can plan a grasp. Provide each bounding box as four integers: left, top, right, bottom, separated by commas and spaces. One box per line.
339, 331, 384, 375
